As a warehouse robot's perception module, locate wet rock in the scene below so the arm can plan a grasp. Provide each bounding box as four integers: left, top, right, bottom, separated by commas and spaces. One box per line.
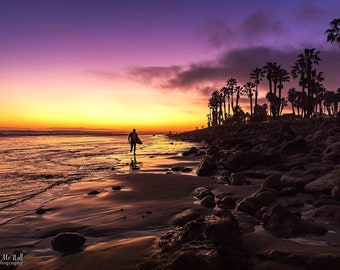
255, 249, 340, 270
230, 173, 247, 185
313, 198, 340, 208
51, 232, 87, 254
112, 186, 122, 190
36, 208, 48, 215
304, 168, 340, 193
279, 187, 297, 196
322, 142, 340, 163
201, 195, 216, 208
236, 199, 257, 216
171, 251, 215, 270
171, 166, 184, 172
281, 172, 318, 190
181, 167, 193, 173
87, 190, 101, 195
197, 157, 216, 176
251, 189, 278, 208
169, 209, 201, 227
260, 175, 282, 191
279, 136, 308, 157
313, 205, 340, 223
193, 187, 213, 200
262, 204, 327, 238
217, 196, 236, 209
182, 147, 198, 156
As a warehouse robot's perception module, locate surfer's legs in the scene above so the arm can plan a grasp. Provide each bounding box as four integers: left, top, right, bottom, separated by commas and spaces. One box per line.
130, 143, 136, 153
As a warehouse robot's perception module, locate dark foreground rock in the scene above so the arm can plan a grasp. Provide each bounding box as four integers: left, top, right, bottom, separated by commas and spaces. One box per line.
135, 212, 252, 270
51, 232, 87, 254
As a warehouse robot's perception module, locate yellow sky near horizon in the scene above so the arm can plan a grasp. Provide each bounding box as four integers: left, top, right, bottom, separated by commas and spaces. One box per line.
0, 71, 207, 132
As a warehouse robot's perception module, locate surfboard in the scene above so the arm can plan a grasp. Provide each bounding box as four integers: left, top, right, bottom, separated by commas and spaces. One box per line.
137, 138, 143, 144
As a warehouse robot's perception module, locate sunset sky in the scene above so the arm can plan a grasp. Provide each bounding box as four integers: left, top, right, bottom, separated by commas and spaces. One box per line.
1, 0, 340, 132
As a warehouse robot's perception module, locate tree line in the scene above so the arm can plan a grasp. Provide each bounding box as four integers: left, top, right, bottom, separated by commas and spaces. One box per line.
207, 18, 340, 127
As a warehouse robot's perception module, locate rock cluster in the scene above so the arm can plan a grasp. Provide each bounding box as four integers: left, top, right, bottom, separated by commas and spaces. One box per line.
169, 118, 340, 269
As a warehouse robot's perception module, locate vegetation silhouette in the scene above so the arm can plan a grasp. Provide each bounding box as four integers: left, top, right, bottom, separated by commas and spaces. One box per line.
206, 18, 340, 126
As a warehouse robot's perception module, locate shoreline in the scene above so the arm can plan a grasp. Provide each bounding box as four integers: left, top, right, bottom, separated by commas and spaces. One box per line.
1, 119, 340, 269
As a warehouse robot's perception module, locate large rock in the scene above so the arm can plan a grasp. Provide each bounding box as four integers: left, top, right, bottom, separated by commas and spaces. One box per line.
279, 136, 308, 157
262, 204, 327, 238
197, 157, 216, 176
51, 232, 87, 254
201, 195, 216, 208
281, 172, 319, 190
137, 213, 252, 270
193, 187, 213, 200
169, 209, 201, 226
230, 173, 247, 185
313, 205, 340, 223
331, 184, 340, 201
260, 175, 282, 191
304, 168, 340, 193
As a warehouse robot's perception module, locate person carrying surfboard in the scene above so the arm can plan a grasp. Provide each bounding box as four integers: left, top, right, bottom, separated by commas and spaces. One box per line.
128, 128, 142, 154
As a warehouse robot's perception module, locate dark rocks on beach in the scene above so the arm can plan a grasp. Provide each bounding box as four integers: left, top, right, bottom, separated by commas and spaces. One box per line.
197, 157, 216, 176
200, 195, 216, 208
169, 209, 201, 227
36, 208, 48, 215
279, 136, 309, 157
260, 175, 282, 191
112, 186, 122, 191
193, 187, 214, 200
87, 190, 101, 195
313, 205, 340, 223
217, 196, 236, 209
235, 199, 258, 216
281, 172, 318, 190
181, 167, 193, 173
230, 173, 247, 185
304, 167, 340, 193
137, 213, 252, 270
171, 166, 184, 172
182, 147, 198, 156
262, 204, 327, 238
255, 249, 340, 270
51, 232, 87, 254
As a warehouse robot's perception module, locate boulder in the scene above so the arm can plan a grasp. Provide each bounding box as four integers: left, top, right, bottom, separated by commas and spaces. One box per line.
197, 157, 216, 176
235, 199, 257, 216
281, 172, 318, 190
304, 168, 340, 193
262, 204, 327, 238
230, 173, 247, 185
201, 195, 216, 208
313, 205, 340, 223
260, 175, 282, 191
217, 196, 236, 209
193, 187, 213, 200
279, 136, 309, 157
51, 232, 87, 254
169, 209, 201, 227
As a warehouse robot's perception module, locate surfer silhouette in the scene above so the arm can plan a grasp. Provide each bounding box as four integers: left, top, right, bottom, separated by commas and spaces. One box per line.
128, 129, 142, 154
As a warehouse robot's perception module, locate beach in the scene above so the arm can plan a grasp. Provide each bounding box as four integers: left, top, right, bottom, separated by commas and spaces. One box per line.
1, 120, 340, 269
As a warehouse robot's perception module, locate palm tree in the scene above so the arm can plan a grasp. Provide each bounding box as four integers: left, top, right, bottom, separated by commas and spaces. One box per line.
276, 67, 290, 117
326, 18, 340, 47
234, 85, 243, 112
287, 88, 298, 115
220, 87, 228, 121
263, 62, 279, 117
208, 91, 220, 126
291, 48, 322, 118
243, 82, 256, 116
226, 78, 237, 116
250, 67, 265, 114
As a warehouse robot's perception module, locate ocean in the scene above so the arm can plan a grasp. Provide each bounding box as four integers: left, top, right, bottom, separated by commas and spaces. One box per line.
0, 134, 198, 225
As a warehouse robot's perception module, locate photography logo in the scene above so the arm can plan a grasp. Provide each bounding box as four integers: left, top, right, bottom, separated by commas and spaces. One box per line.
0, 252, 24, 267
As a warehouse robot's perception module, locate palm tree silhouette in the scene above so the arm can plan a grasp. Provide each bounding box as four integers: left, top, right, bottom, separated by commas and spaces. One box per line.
326, 18, 340, 47
250, 67, 265, 115
243, 82, 256, 117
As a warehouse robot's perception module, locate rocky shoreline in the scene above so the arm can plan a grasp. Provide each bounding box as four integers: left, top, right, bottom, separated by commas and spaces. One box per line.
136, 118, 340, 269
